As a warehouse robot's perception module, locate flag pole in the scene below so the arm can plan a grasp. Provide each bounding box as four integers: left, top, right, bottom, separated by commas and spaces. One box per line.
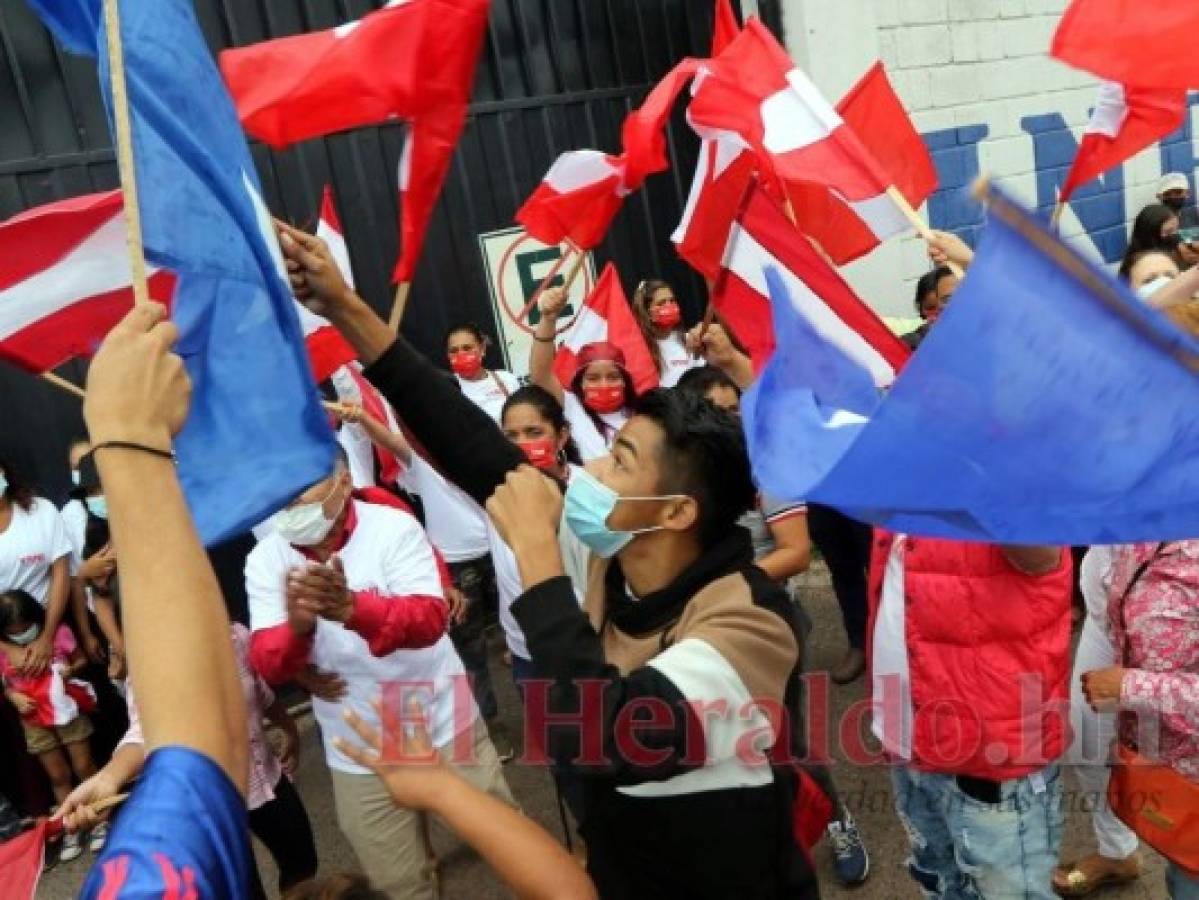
388, 282, 411, 331
885, 185, 965, 278
41, 372, 86, 399
102, 0, 150, 306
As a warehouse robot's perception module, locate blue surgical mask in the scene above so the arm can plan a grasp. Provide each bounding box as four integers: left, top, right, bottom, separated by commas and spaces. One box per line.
7, 624, 40, 647
563, 467, 686, 558
71, 470, 82, 487
85, 496, 108, 519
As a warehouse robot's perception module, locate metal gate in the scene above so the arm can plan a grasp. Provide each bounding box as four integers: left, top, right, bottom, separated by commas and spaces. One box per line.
0, 0, 775, 498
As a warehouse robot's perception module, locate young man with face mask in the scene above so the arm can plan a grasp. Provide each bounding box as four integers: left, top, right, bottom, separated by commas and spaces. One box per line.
244, 454, 514, 899
276, 221, 821, 899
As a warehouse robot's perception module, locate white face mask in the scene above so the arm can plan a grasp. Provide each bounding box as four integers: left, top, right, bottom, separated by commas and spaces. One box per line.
7, 623, 40, 647
273, 480, 344, 546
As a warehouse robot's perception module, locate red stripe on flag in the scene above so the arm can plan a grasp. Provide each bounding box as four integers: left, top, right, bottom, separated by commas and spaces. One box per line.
306, 325, 359, 384
0, 191, 122, 292
0, 817, 46, 900
0, 270, 176, 374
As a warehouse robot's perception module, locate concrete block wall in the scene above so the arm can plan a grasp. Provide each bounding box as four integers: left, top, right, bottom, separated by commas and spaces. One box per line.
779, 0, 1197, 318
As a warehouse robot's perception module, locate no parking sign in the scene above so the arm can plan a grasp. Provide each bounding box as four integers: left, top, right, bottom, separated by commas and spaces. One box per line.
477, 227, 595, 376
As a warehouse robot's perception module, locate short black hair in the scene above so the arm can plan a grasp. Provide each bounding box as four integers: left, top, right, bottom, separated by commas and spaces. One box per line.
0, 589, 46, 638
444, 321, 488, 347
631, 389, 756, 548
675, 365, 741, 400
913, 266, 954, 315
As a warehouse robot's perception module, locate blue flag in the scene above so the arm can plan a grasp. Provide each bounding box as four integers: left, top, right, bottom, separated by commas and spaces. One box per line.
742, 266, 880, 501
747, 186, 1199, 545
28, 0, 335, 543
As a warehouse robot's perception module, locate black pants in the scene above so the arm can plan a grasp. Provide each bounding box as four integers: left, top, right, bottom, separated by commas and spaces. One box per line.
247, 775, 318, 899
806, 504, 872, 650
448, 555, 499, 721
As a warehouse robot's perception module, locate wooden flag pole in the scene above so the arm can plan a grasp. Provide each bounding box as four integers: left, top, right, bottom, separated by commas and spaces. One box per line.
41, 372, 86, 399
388, 282, 411, 331
102, 0, 150, 306
885, 185, 965, 279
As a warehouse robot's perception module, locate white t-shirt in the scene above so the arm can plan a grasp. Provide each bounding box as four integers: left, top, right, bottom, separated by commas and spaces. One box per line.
656, 333, 702, 388
457, 370, 520, 423
245, 500, 472, 774
1079, 545, 1115, 634
61, 498, 88, 574
563, 392, 628, 462
870, 538, 913, 761
337, 422, 378, 489
489, 466, 589, 661
0, 498, 73, 607
398, 454, 490, 563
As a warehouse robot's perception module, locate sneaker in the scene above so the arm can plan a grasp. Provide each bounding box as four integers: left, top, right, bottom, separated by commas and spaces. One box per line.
827, 812, 869, 886
59, 830, 83, 863
88, 822, 109, 853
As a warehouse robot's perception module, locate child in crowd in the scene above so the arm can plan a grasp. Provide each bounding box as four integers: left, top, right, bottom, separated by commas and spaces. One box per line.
0, 588, 102, 861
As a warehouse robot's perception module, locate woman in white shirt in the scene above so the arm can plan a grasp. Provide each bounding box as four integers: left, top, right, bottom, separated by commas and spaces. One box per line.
445, 322, 520, 424
631, 279, 703, 389
529, 289, 637, 461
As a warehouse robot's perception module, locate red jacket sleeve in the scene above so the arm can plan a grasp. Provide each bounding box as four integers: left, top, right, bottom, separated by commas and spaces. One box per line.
249, 624, 313, 685
345, 589, 448, 657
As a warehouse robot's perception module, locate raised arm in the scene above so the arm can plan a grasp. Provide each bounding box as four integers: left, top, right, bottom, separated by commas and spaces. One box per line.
332, 403, 413, 467
83, 303, 248, 793
529, 287, 567, 404
276, 221, 521, 506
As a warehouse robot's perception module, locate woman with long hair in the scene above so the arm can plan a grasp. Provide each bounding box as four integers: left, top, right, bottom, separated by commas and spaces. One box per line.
631, 278, 703, 387
1118, 204, 1181, 279
529, 287, 637, 460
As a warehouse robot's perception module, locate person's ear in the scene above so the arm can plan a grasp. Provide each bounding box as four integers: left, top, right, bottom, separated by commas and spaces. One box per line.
659, 496, 699, 533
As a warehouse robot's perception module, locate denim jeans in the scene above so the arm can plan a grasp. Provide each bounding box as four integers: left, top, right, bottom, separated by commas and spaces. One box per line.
890, 763, 1064, 899
1169, 862, 1199, 900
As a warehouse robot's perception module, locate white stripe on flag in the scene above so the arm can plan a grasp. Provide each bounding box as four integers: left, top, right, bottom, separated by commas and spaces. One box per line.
0, 212, 158, 339
1085, 81, 1129, 138
544, 151, 620, 193
316, 219, 355, 289
760, 68, 843, 156
561, 304, 608, 354
726, 227, 896, 387
847, 191, 910, 242
672, 141, 711, 245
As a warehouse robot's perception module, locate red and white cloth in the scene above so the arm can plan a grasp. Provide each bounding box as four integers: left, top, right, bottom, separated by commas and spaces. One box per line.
0, 192, 175, 373
1059, 81, 1186, 203
516, 151, 629, 250
0, 626, 96, 729
301, 186, 359, 383
716, 180, 910, 379
219, 0, 490, 284
552, 262, 658, 394
688, 22, 910, 261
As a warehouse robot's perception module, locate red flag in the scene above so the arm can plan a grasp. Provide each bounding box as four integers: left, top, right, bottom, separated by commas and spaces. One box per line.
688, 21, 909, 262
621, 59, 702, 190
0, 819, 47, 900
712, 0, 741, 55
1060, 81, 1186, 202
1052, 0, 1199, 90
219, 0, 489, 284
553, 263, 658, 393
673, 136, 756, 280
516, 151, 628, 250
0, 192, 176, 374
301, 187, 359, 383
716, 180, 910, 377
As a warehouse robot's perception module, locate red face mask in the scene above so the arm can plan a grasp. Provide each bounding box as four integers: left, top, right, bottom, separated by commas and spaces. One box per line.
518, 437, 558, 470
583, 384, 625, 414
650, 301, 681, 330
449, 350, 484, 378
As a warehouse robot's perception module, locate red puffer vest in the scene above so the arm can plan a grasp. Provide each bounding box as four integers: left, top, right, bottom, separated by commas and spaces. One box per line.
867, 532, 1073, 780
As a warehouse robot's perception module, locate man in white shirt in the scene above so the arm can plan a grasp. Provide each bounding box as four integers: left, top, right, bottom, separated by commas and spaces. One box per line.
245, 457, 513, 899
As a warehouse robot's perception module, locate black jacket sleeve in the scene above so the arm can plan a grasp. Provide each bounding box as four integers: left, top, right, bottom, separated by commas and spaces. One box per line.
362, 337, 524, 506
513, 577, 704, 786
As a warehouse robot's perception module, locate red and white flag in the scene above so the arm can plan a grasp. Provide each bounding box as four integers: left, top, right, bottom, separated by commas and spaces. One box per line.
332, 364, 405, 486
712, 0, 741, 55
553, 263, 658, 393
219, 0, 490, 284
1052, 0, 1199, 90
716, 180, 910, 378
301, 187, 359, 383
1059, 81, 1186, 203
673, 135, 756, 280
689, 21, 910, 257
0, 819, 47, 900
0, 192, 175, 374
516, 151, 629, 250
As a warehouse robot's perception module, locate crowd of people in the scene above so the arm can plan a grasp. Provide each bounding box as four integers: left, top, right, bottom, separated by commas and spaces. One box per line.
0, 176, 1196, 900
